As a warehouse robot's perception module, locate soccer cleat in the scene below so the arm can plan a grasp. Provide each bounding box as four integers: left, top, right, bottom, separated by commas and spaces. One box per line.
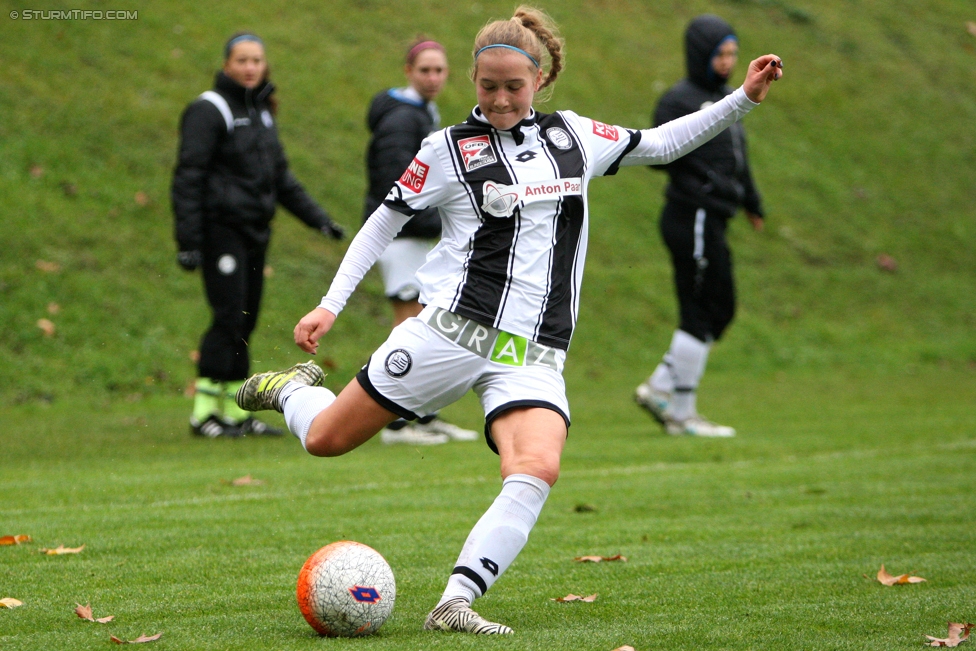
191, 414, 242, 439
666, 414, 736, 438
413, 418, 479, 441
423, 597, 513, 635
634, 381, 670, 425
237, 417, 284, 436
235, 361, 325, 413
380, 424, 449, 446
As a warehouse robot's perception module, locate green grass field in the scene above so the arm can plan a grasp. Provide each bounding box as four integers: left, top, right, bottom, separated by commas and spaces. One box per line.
2, 0, 975, 648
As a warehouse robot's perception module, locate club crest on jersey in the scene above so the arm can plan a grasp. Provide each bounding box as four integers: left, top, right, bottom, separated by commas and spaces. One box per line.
384, 349, 412, 377
457, 135, 497, 172
482, 182, 520, 218
591, 120, 619, 141
399, 157, 430, 193
545, 127, 573, 150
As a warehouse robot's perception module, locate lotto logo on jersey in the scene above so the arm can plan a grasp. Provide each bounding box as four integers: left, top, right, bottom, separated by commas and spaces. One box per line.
399, 158, 430, 193
457, 135, 497, 172
591, 120, 619, 141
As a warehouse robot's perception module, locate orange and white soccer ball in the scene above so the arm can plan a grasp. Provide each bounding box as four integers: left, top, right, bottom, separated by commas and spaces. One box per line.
296, 541, 396, 637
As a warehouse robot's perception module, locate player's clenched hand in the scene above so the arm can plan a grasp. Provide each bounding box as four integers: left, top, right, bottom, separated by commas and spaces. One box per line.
294, 307, 336, 355
743, 54, 783, 104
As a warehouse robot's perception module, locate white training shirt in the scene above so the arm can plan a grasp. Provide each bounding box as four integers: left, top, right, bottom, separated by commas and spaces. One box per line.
321, 86, 758, 350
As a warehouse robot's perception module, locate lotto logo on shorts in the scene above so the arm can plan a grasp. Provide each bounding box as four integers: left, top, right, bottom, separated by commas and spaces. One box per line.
385, 349, 413, 377
399, 158, 430, 193
591, 120, 619, 141
457, 135, 497, 172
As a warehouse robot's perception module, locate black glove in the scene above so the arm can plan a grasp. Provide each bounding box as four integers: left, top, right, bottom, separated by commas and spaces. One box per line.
321, 221, 345, 241
177, 250, 202, 271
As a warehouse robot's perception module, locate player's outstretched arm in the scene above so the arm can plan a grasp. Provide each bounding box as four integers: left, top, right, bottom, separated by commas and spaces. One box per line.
294, 307, 336, 355
743, 54, 784, 103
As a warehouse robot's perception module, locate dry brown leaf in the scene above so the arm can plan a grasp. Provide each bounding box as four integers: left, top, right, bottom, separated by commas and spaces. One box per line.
551, 593, 598, 602
29, 165, 44, 178
967, 21, 976, 37
75, 603, 114, 623
611, 647, 636, 651
0, 598, 24, 608
876, 254, 898, 273
876, 564, 925, 586
0, 535, 32, 545
575, 554, 627, 563
134, 191, 150, 207
228, 475, 264, 486
263, 265, 274, 278
40, 544, 85, 555
35, 260, 61, 273
111, 632, 162, 644
926, 622, 974, 647
47, 303, 61, 315
37, 319, 56, 337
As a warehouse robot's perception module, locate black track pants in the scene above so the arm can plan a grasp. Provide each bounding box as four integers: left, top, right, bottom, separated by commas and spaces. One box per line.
659, 200, 735, 342
197, 223, 267, 381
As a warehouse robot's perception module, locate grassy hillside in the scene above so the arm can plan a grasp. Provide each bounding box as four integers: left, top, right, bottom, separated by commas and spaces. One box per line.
1, 0, 974, 406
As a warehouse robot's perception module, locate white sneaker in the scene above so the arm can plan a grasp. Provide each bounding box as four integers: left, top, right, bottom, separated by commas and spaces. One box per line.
634, 381, 670, 425
666, 414, 736, 438
413, 418, 479, 441
380, 424, 449, 445
423, 597, 513, 635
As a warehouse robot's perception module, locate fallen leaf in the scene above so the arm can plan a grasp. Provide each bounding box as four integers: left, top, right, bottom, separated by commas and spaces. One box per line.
47, 302, 61, 315
35, 260, 61, 273
575, 554, 627, 563
228, 475, 264, 486
29, 165, 44, 178
40, 544, 85, 555
263, 265, 274, 278
61, 182, 78, 197
876, 254, 898, 273
37, 319, 56, 337
0, 598, 24, 608
111, 632, 162, 644
926, 622, 974, 647
876, 564, 925, 586
0, 535, 31, 545
611, 647, 636, 651
75, 603, 114, 623
134, 191, 149, 206
551, 593, 598, 602
189, 350, 200, 363
967, 21, 976, 37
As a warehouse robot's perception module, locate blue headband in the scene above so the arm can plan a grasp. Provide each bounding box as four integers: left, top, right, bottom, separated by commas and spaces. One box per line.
224, 34, 263, 59
475, 44, 539, 68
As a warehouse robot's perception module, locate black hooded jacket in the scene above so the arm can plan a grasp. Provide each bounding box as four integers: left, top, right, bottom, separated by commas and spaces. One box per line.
172, 72, 338, 251
363, 88, 442, 239
653, 15, 763, 219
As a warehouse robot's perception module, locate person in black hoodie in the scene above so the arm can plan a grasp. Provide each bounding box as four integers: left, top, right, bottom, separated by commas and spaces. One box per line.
172, 32, 345, 438
634, 15, 768, 438
364, 38, 478, 446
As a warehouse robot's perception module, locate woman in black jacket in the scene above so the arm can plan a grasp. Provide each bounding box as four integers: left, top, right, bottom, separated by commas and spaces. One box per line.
634, 15, 768, 438
172, 32, 345, 438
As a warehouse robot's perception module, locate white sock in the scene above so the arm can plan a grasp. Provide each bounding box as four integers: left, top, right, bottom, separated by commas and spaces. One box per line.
281, 383, 336, 450
649, 361, 673, 393
667, 330, 710, 421
438, 474, 550, 606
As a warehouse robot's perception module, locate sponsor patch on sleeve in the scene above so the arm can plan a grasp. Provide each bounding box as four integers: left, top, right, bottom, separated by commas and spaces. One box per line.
399, 158, 430, 193
591, 120, 619, 141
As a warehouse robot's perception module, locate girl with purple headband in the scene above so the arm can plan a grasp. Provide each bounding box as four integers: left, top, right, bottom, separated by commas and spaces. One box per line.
236, 6, 782, 634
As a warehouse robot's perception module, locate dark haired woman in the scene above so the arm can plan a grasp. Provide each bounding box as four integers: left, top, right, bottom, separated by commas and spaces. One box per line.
172, 33, 345, 438
237, 7, 782, 633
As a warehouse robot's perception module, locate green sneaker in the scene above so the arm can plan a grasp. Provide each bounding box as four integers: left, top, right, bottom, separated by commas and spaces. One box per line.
235, 362, 325, 413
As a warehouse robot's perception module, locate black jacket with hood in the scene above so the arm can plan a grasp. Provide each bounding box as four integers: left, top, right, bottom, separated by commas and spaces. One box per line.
363, 88, 442, 239
653, 15, 763, 220
172, 72, 340, 252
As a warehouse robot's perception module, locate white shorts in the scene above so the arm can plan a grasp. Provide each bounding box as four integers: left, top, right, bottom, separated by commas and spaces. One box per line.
356, 305, 570, 452
376, 238, 435, 302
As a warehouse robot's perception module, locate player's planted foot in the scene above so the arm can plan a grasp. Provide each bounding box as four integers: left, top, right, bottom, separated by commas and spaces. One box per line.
423, 597, 513, 635
634, 381, 670, 425
238, 417, 284, 436
236, 361, 325, 413
380, 421, 448, 446
666, 414, 736, 438
190, 414, 242, 438
412, 417, 479, 441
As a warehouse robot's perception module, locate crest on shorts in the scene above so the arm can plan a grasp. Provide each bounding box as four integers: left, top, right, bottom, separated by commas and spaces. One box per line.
384, 349, 412, 377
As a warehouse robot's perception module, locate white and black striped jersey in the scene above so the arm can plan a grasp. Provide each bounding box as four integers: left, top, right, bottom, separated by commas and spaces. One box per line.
320, 87, 757, 350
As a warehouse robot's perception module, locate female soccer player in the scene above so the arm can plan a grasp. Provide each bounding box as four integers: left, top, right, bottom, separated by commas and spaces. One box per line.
237, 6, 782, 634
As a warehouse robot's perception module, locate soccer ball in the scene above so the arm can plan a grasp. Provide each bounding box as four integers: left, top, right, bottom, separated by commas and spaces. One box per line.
296, 541, 396, 637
